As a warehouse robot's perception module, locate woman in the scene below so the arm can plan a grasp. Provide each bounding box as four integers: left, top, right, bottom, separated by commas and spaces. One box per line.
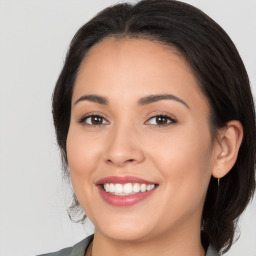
40, 0, 256, 255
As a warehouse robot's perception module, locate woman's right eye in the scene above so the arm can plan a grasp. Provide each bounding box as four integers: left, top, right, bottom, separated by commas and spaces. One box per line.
79, 115, 109, 126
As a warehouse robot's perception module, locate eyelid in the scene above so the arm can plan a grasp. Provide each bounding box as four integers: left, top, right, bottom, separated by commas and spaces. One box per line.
78, 112, 110, 126
144, 112, 177, 126
77, 111, 177, 127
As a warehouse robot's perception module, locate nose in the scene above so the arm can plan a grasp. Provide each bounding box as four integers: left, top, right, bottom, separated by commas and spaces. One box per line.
104, 124, 145, 167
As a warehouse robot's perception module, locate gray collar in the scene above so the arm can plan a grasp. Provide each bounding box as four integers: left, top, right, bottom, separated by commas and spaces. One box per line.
71, 235, 93, 256
206, 244, 220, 256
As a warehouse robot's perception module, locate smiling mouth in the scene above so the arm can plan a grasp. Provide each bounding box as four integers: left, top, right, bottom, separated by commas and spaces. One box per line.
102, 183, 156, 196
96, 176, 158, 206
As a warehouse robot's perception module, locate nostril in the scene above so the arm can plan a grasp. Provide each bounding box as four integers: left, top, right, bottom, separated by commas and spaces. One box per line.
105, 158, 136, 166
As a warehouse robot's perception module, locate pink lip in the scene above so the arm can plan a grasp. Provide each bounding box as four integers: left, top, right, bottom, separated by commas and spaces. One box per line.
95, 176, 158, 207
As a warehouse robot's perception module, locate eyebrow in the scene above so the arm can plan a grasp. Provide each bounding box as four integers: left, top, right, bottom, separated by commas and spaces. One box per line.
74, 93, 189, 109
138, 94, 190, 109
74, 95, 108, 105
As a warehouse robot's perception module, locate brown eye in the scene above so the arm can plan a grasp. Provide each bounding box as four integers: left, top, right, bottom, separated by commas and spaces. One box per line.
91, 116, 103, 125
81, 115, 108, 126
156, 116, 168, 125
146, 115, 176, 126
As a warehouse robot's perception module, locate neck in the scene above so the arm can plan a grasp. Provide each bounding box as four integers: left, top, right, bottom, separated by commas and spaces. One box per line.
91, 224, 205, 256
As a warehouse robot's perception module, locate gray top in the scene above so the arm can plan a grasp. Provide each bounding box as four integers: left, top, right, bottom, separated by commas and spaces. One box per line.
38, 235, 219, 256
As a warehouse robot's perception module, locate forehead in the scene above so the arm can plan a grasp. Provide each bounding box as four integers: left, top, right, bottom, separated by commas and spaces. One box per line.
80, 37, 188, 76
73, 37, 208, 112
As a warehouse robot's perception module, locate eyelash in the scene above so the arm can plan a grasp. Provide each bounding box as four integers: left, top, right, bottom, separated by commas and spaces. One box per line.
78, 113, 177, 127
145, 114, 177, 127
78, 114, 109, 127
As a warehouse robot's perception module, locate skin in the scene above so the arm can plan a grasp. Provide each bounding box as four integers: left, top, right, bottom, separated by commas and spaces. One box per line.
66, 38, 243, 256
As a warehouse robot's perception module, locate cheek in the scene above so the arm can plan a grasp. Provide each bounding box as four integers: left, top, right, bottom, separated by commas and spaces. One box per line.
147, 124, 214, 208
66, 128, 102, 206
67, 127, 101, 173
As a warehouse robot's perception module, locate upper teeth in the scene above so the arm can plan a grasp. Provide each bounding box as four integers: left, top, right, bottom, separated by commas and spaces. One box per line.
103, 183, 155, 195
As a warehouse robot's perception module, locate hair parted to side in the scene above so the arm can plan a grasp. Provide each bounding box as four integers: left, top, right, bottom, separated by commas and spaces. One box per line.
52, 0, 256, 253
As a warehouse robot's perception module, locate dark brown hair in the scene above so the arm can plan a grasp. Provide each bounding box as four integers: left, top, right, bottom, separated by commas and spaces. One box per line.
52, 0, 256, 253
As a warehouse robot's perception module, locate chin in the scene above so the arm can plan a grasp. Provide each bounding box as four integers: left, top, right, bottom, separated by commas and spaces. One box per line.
100, 227, 153, 242
93, 214, 156, 242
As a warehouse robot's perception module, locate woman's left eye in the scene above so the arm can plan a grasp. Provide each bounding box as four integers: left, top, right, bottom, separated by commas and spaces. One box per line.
146, 115, 176, 126
79, 115, 109, 126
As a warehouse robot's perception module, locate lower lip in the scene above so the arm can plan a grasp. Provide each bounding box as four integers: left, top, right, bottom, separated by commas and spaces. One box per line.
98, 186, 157, 206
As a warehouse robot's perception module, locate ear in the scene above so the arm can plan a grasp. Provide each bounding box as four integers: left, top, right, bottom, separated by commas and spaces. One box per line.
212, 120, 243, 179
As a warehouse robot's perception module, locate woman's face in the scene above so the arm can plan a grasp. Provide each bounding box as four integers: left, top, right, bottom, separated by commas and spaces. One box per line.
67, 38, 218, 242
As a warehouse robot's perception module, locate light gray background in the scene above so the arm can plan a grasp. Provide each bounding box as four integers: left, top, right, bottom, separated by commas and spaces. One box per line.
0, 0, 255, 255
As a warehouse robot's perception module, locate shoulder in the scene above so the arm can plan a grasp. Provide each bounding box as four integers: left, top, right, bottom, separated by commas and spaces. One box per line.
37, 235, 93, 256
